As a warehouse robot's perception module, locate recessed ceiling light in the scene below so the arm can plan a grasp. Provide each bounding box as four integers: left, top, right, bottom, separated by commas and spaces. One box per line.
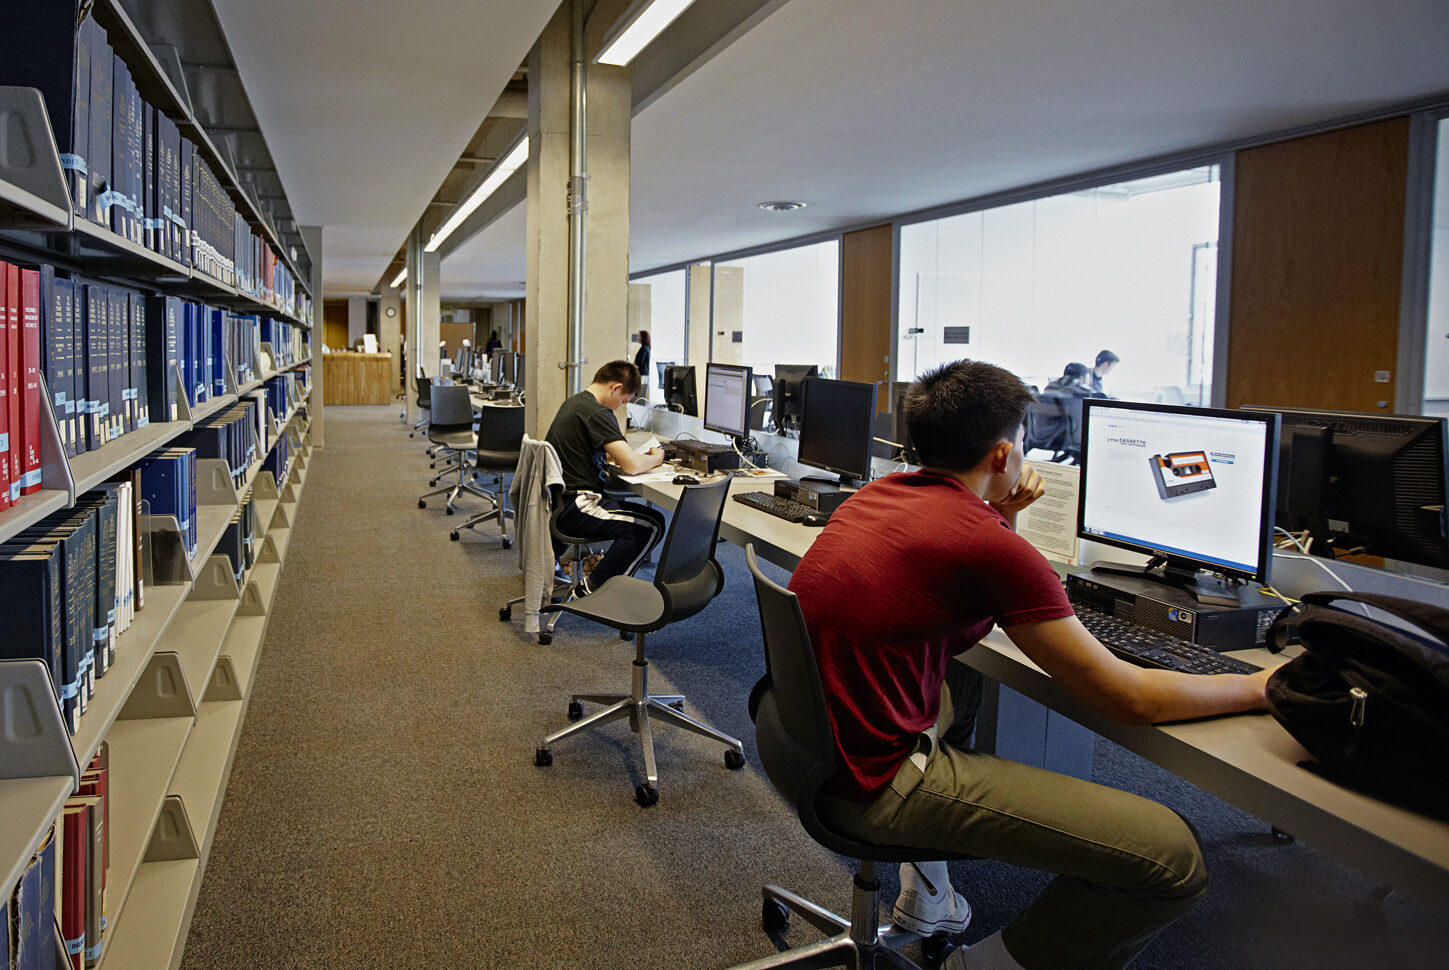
758, 201, 807, 212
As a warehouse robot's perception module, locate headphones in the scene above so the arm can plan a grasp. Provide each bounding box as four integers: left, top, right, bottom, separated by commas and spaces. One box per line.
1266, 601, 1305, 653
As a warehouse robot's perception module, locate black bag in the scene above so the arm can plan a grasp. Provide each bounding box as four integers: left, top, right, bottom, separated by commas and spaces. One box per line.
1265, 591, 1449, 819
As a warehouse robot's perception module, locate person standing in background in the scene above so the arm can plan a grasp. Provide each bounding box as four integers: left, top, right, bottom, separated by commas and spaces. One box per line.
634, 330, 652, 397
1090, 349, 1119, 395
485, 329, 503, 357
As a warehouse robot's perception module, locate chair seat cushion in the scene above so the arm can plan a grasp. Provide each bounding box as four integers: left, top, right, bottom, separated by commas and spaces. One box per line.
433, 430, 476, 449
541, 576, 665, 632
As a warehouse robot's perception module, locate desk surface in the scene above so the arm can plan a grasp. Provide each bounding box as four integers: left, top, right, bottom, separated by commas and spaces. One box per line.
627, 456, 1449, 910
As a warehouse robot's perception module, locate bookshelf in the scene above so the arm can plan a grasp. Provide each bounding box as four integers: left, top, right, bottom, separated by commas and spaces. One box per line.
0, 1, 320, 967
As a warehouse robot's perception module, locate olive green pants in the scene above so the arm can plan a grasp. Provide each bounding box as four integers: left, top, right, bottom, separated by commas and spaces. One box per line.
821, 662, 1207, 970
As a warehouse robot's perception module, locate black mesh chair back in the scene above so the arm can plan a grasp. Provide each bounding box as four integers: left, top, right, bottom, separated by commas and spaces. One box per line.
415, 374, 432, 409
428, 384, 475, 433
652, 476, 730, 620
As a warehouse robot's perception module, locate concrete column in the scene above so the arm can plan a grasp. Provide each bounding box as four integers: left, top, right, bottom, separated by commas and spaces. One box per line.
380, 285, 403, 398
346, 296, 367, 347
687, 263, 712, 413
525, 0, 633, 437
405, 226, 442, 426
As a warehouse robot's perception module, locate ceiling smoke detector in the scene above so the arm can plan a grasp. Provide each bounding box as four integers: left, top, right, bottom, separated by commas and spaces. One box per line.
758, 201, 806, 212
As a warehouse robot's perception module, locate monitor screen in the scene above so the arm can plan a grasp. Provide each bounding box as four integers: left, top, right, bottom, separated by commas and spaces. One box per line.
663, 365, 698, 416
1242, 406, 1449, 570
490, 354, 504, 384
797, 377, 877, 486
1078, 400, 1279, 583
498, 352, 517, 385
703, 362, 752, 438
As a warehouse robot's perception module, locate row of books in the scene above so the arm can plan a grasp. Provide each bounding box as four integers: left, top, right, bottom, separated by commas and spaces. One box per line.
264, 434, 292, 497
219, 497, 258, 586
260, 317, 306, 370
0, 3, 308, 323
3, 743, 110, 970
0, 482, 140, 735
260, 373, 303, 427
139, 449, 197, 566
177, 401, 259, 492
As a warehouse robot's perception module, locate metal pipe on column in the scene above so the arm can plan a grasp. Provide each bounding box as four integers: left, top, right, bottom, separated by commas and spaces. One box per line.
566, 0, 588, 395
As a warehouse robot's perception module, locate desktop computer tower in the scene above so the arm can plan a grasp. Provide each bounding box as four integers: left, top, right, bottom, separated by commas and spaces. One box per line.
1066, 571, 1282, 651
774, 479, 852, 515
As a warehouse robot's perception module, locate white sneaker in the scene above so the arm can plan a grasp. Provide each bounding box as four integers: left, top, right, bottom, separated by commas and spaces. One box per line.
892, 862, 972, 936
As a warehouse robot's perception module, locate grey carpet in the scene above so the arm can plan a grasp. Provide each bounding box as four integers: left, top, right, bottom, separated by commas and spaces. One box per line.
181, 405, 1446, 969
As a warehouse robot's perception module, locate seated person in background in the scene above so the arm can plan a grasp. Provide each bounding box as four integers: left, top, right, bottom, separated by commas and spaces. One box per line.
789, 359, 1270, 970
1028, 362, 1094, 461
1046, 361, 1094, 397
545, 361, 667, 593
1091, 349, 1120, 395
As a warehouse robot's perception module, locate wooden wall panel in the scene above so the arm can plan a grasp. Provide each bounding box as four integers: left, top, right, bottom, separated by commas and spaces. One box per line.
841, 224, 893, 407
1227, 118, 1409, 411
323, 299, 349, 352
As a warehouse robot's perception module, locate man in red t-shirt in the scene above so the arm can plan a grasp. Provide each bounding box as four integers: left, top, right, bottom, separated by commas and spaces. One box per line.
789, 360, 1270, 970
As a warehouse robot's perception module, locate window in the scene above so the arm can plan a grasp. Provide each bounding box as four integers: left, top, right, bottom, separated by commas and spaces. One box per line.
711, 240, 839, 376
628, 268, 686, 397
1425, 118, 1449, 420
897, 166, 1222, 404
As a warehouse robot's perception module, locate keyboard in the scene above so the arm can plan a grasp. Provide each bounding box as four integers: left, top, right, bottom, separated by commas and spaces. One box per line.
1072, 602, 1261, 675
732, 490, 826, 524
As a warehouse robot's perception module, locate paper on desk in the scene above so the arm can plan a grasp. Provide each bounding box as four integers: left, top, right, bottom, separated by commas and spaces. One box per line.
1015, 462, 1080, 565
616, 468, 683, 484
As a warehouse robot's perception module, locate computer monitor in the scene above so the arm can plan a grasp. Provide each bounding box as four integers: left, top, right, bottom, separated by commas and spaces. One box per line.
773, 364, 819, 433
489, 354, 504, 384
1240, 406, 1449, 570
796, 377, 878, 487
703, 362, 753, 439
1077, 399, 1280, 605
871, 380, 917, 462
514, 353, 525, 392
663, 364, 698, 416
452, 347, 468, 377
498, 351, 518, 386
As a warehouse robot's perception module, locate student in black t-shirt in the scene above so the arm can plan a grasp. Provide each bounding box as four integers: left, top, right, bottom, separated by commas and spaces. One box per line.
545, 361, 667, 592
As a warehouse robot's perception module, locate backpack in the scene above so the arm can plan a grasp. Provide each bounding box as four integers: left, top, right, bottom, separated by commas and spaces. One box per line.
1265, 591, 1449, 819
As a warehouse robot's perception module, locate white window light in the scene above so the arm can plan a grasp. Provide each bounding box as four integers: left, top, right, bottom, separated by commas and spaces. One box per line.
595, 0, 699, 67
390, 267, 407, 288
425, 137, 530, 253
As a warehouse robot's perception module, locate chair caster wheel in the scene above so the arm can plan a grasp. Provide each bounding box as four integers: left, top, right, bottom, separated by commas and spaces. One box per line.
567, 700, 584, 720
921, 934, 955, 967
429, 479, 438, 487
534, 747, 553, 767
634, 784, 659, 807
450, 531, 460, 541
446, 507, 454, 515
761, 899, 789, 933
499, 606, 512, 621
724, 749, 746, 770
502, 537, 512, 549
669, 699, 685, 712
418, 500, 427, 509
538, 632, 552, 645
620, 630, 633, 641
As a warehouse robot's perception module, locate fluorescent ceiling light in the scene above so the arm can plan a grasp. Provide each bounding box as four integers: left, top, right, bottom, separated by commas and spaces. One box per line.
425, 137, 530, 253
595, 0, 699, 67
390, 267, 408, 288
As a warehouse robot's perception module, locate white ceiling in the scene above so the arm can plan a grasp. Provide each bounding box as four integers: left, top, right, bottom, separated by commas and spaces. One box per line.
212, 0, 1449, 301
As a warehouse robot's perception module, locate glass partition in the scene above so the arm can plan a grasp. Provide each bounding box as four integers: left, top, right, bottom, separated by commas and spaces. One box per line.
711, 240, 839, 377
897, 166, 1222, 404
628, 268, 687, 401
1425, 118, 1449, 420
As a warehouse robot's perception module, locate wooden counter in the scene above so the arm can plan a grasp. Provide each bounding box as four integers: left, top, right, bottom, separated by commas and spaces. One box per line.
323, 352, 394, 405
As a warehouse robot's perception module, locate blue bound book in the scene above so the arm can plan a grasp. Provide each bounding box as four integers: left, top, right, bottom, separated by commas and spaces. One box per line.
86, 19, 113, 229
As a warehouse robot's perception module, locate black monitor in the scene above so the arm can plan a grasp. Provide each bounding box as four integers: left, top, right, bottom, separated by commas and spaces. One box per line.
514, 353, 525, 391
871, 380, 917, 462
497, 351, 518, 386
773, 364, 819, 433
489, 354, 504, 384
703, 362, 752, 439
663, 364, 698, 416
797, 377, 877, 487
1241, 406, 1449, 571
1077, 399, 1279, 605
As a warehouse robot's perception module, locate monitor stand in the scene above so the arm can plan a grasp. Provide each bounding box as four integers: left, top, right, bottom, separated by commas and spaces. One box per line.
1090, 559, 1243, 608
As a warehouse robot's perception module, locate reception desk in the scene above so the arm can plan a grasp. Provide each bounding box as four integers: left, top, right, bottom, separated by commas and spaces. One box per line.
323, 352, 394, 405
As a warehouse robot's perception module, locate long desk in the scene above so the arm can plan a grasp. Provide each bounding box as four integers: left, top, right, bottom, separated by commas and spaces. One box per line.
627, 465, 1449, 911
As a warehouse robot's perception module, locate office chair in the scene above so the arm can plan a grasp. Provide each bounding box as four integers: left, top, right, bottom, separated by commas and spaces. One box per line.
452, 402, 525, 545
408, 373, 433, 436
730, 545, 965, 969
417, 385, 491, 513
533, 476, 746, 806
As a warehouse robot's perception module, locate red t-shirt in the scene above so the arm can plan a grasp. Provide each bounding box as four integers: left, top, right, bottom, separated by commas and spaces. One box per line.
788, 470, 1074, 802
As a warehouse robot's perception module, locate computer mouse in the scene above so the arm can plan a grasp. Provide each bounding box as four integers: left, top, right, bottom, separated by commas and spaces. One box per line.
800, 511, 830, 527
672, 474, 700, 486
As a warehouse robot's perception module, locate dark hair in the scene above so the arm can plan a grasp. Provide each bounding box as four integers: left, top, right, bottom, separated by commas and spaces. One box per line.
1063, 362, 1089, 380
1095, 349, 1120, 366
593, 360, 642, 395
903, 360, 1035, 470
638, 329, 651, 347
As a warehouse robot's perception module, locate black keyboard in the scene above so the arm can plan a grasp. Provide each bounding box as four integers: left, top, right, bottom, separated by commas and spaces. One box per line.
1073, 602, 1261, 675
732, 490, 825, 524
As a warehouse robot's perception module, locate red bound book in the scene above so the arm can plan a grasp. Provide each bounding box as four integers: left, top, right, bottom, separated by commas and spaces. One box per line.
6, 261, 21, 503
20, 266, 43, 495
0, 261, 11, 510
60, 802, 88, 970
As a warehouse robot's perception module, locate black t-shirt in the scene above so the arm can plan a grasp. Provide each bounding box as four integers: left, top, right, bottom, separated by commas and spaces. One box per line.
546, 391, 626, 492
